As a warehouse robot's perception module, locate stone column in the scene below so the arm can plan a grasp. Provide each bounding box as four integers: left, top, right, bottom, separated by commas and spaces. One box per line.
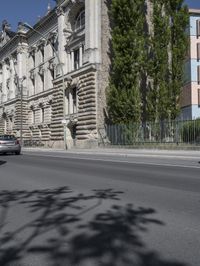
79, 44, 83, 67
85, 0, 101, 64
69, 89, 73, 114
2, 61, 7, 102
71, 50, 74, 72
9, 57, 15, 99
56, 6, 66, 74
17, 45, 28, 91
67, 51, 71, 73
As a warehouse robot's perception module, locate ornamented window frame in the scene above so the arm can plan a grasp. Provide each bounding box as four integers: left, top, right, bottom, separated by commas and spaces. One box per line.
75, 9, 85, 32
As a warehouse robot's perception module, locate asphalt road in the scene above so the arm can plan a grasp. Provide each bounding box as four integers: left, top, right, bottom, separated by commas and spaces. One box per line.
0, 149, 199, 266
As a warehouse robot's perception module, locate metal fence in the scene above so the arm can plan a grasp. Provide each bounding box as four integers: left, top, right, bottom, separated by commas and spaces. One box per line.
23, 139, 44, 147
105, 120, 200, 146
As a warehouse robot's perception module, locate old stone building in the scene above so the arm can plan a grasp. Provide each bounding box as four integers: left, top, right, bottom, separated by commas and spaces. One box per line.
0, 0, 111, 149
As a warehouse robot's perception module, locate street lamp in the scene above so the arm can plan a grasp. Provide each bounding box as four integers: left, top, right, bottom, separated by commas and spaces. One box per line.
19, 76, 26, 146
13, 57, 26, 146
22, 22, 67, 149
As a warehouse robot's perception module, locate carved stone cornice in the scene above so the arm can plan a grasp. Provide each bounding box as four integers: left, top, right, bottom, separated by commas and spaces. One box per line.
14, 74, 18, 85
29, 70, 35, 80
17, 45, 28, 54
38, 65, 45, 76
56, 6, 65, 17
48, 58, 56, 71
28, 101, 35, 110
38, 124, 44, 129
6, 78, 10, 89
70, 0, 84, 4
47, 95, 53, 105
47, 32, 57, 43
11, 53, 17, 65
28, 46, 36, 56
37, 39, 45, 50
38, 99, 45, 109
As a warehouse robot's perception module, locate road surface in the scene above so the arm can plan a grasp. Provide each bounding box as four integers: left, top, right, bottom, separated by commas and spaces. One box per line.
0, 149, 199, 266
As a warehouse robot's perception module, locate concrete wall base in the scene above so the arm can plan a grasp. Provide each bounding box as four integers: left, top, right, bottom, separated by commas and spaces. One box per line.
75, 139, 98, 149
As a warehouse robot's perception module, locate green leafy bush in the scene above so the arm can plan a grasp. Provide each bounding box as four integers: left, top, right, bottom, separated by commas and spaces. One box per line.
181, 119, 200, 143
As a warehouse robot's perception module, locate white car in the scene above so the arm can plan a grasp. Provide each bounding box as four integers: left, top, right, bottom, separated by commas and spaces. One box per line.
0, 135, 21, 155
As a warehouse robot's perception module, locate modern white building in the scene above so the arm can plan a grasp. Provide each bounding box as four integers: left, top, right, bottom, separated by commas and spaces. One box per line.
181, 8, 200, 120
0, 0, 111, 148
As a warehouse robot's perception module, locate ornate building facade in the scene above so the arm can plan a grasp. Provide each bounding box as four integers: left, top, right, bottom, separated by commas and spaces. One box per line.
0, 0, 111, 148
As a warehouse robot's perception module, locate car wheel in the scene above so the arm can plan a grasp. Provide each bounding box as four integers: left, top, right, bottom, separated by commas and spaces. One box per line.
15, 151, 21, 155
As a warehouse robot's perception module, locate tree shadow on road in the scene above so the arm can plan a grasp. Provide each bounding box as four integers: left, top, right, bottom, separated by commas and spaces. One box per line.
0, 187, 188, 266
0, 160, 6, 166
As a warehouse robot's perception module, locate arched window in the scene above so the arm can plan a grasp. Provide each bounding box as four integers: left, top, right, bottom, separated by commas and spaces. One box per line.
75, 10, 85, 31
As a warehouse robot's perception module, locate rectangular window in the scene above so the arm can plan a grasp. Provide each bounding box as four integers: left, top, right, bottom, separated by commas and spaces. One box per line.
197, 43, 200, 61
51, 40, 57, 57
32, 78, 35, 95
41, 75, 44, 91
74, 49, 80, 70
197, 20, 200, 38
198, 89, 200, 107
198, 65, 200, 85
41, 108, 45, 123
65, 90, 69, 115
9, 117, 13, 131
72, 87, 77, 113
50, 68, 54, 80
32, 54, 35, 67
41, 47, 44, 62
32, 110, 35, 124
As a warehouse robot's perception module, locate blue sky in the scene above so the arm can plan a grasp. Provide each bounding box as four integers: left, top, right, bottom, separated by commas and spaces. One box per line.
185, 0, 200, 8
0, 0, 199, 32
0, 0, 56, 31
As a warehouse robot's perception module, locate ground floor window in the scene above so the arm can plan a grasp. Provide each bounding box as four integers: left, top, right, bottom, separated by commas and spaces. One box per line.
65, 86, 77, 115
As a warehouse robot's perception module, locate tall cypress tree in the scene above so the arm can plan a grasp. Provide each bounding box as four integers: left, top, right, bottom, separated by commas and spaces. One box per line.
107, 0, 146, 124
167, 0, 189, 119
146, 0, 171, 121
107, 0, 189, 124
147, 0, 189, 121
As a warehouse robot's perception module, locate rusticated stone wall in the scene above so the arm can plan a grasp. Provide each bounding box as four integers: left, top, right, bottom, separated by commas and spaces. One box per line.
96, 0, 112, 143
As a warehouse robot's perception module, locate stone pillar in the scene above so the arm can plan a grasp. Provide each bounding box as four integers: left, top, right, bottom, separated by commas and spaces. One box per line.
56, 6, 66, 74
71, 50, 74, 71
9, 57, 15, 99
2, 61, 7, 102
69, 89, 73, 114
85, 0, 101, 64
79, 44, 83, 67
17, 45, 28, 92
67, 51, 71, 73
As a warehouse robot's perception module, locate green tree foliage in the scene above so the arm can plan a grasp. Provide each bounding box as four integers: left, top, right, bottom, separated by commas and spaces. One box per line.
146, 0, 171, 121
146, 0, 189, 121
107, 0, 189, 124
107, 0, 146, 123
167, 0, 189, 119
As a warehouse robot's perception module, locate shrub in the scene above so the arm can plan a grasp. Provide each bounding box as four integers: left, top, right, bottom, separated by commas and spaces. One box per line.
181, 119, 200, 143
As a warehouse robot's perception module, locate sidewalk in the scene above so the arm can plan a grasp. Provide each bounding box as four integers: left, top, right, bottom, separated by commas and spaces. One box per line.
22, 146, 200, 158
